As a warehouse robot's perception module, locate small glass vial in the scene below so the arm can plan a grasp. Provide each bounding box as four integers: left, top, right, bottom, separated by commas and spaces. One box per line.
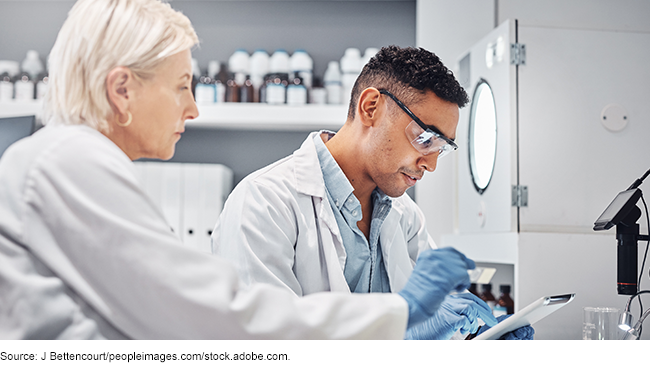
493, 285, 514, 317
239, 75, 255, 103
479, 283, 497, 311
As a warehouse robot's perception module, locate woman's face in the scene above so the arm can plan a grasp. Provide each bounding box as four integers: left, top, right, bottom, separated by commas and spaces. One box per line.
126, 49, 198, 160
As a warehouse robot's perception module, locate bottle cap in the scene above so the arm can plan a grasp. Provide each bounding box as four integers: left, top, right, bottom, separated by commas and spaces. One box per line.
500, 285, 511, 294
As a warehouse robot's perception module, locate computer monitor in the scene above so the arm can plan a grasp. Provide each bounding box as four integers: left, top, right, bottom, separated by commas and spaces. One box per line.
0, 115, 36, 158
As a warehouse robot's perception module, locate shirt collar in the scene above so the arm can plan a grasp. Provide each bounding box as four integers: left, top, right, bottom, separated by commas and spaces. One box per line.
313, 131, 356, 211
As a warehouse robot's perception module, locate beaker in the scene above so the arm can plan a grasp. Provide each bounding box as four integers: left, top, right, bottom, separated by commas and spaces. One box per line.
582, 307, 623, 340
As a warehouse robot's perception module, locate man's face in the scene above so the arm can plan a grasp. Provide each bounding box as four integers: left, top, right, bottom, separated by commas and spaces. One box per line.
365, 89, 459, 197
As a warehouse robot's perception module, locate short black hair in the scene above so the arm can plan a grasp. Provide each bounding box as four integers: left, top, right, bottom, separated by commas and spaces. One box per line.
347, 45, 469, 120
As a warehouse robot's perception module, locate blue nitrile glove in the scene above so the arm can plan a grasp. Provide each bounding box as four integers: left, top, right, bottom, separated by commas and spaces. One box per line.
398, 247, 475, 328
405, 292, 499, 340
476, 314, 535, 340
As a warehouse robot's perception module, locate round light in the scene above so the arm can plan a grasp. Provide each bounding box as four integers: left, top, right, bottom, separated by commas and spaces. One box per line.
468, 79, 497, 194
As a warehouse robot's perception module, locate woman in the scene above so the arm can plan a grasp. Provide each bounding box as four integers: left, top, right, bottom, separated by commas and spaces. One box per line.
0, 0, 474, 339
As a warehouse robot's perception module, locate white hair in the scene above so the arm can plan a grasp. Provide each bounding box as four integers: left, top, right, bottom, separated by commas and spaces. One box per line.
45, 0, 199, 132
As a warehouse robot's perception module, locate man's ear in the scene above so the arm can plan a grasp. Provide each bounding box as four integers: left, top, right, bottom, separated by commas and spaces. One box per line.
357, 87, 383, 127
106, 66, 133, 115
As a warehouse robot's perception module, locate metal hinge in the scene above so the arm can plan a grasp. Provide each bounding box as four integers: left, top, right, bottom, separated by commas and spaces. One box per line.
510, 43, 526, 66
512, 185, 528, 207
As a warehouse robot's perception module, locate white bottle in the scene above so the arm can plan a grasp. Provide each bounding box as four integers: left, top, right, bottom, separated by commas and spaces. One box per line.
290, 49, 313, 90
14, 72, 34, 101
228, 49, 250, 89
286, 77, 307, 106
323, 61, 342, 105
195, 74, 216, 105
228, 49, 250, 75
250, 49, 269, 92
36, 74, 49, 100
0, 61, 20, 101
21, 50, 44, 80
361, 47, 379, 68
269, 49, 290, 74
340, 48, 362, 106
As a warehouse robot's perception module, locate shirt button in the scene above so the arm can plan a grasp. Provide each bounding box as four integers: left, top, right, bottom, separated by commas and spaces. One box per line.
352, 210, 358, 217
347, 198, 354, 204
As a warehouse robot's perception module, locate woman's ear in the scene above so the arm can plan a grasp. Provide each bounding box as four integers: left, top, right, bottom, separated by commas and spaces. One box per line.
357, 87, 383, 127
106, 66, 133, 115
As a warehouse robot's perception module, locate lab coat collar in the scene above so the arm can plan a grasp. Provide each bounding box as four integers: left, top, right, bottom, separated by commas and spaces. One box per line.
292, 131, 331, 198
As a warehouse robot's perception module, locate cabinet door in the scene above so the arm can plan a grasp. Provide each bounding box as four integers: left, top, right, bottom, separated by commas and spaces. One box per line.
517, 26, 650, 233
457, 19, 519, 234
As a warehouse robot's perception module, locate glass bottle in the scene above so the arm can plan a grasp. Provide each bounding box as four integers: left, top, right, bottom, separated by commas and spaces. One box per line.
494, 285, 515, 316
239, 75, 255, 103
479, 283, 497, 311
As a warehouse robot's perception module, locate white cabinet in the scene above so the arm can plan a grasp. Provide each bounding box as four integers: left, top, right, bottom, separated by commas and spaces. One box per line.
134, 161, 233, 253
437, 19, 650, 339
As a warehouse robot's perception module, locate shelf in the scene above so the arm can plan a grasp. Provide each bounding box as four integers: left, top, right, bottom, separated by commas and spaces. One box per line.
0, 100, 44, 121
190, 103, 347, 131
0, 101, 348, 131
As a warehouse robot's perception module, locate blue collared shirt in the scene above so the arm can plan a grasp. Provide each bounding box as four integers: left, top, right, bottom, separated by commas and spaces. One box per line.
313, 132, 392, 293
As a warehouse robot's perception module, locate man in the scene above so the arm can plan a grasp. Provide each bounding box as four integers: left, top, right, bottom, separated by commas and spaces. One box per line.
212, 46, 530, 339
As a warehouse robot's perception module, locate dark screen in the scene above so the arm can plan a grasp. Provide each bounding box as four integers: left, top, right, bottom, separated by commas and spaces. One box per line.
0, 115, 35, 157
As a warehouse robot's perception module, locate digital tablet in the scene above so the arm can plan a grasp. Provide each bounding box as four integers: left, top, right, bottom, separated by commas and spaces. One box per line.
472, 293, 575, 340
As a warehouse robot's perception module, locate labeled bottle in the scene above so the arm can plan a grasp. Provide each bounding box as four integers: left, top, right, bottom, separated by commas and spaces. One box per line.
225, 74, 240, 103
195, 72, 216, 105
0, 61, 20, 101
290, 49, 313, 90
0, 71, 14, 101
493, 285, 515, 317
340, 48, 362, 105
309, 76, 326, 105
228, 49, 250, 76
14, 72, 34, 101
21, 50, 44, 80
269, 49, 290, 74
323, 61, 342, 105
361, 47, 379, 68
468, 283, 479, 297
211, 62, 228, 103
265, 73, 288, 105
250, 49, 269, 103
35, 72, 49, 100
239, 75, 255, 103
479, 283, 497, 311
286, 77, 307, 106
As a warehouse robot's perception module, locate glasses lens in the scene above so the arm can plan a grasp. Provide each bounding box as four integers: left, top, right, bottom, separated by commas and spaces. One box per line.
405, 120, 453, 157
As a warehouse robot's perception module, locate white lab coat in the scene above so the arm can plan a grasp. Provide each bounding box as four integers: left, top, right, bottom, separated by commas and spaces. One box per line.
213, 131, 436, 297
0, 123, 408, 339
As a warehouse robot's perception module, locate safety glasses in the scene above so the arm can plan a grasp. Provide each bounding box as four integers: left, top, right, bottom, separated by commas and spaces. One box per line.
379, 89, 458, 158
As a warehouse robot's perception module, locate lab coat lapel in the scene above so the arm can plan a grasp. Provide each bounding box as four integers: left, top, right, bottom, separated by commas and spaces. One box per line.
380, 202, 414, 293
294, 133, 349, 293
